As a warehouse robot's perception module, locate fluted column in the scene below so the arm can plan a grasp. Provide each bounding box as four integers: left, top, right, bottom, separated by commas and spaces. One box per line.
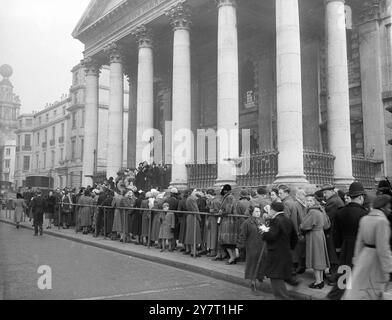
214, 0, 239, 186
133, 25, 154, 165
126, 72, 137, 169
325, 0, 354, 186
358, 1, 386, 175
166, 1, 192, 189
81, 57, 100, 187
104, 42, 124, 179
274, 0, 308, 185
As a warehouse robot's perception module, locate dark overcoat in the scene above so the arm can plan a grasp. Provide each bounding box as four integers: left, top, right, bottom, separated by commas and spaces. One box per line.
31, 195, 46, 226
333, 202, 367, 267
262, 213, 298, 280
237, 216, 267, 280
324, 194, 344, 265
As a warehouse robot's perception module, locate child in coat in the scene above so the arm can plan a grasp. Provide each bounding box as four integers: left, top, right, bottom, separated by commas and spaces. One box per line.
159, 202, 175, 252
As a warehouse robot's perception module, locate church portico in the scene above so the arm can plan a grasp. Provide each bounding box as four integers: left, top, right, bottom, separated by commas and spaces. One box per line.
73, 0, 388, 190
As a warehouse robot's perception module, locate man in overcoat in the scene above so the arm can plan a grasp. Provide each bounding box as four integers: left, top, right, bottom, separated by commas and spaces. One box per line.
31, 189, 46, 236
320, 183, 344, 285
262, 202, 299, 299
327, 181, 367, 300
278, 185, 304, 276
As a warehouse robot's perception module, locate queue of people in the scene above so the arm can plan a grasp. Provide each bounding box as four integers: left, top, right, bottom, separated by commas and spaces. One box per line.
12, 178, 392, 300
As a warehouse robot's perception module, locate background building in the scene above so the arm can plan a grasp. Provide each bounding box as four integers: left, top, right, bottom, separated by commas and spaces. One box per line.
0, 64, 20, 187
72, 0, 392, 190
14, 114, 34, 188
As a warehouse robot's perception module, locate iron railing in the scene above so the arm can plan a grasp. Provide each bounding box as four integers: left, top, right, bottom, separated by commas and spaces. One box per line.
237, 150, 279, 187
186, 162, 217, 189
352, 155, 383, 189
303, 150, 335, 186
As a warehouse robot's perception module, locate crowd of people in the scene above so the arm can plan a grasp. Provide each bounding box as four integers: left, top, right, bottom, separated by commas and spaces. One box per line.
9, 178, 392, 300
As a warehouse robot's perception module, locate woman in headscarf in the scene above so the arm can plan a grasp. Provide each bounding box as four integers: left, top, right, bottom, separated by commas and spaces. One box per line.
343, 194, 392, 300
111, 189, 125, 241
79, 189, 95, 235
300, 194, 330, 289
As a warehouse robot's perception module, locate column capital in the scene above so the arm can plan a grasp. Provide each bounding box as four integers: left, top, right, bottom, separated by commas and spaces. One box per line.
166, 1, 192, 31
215, 0, 237, 8
132, 25, 153, 48
358, 0, 380, 24
81, 57, 101, 77
103, 42, 124, 64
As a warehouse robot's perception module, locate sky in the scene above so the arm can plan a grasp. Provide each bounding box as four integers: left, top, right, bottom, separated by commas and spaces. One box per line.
0, 0, 91, 114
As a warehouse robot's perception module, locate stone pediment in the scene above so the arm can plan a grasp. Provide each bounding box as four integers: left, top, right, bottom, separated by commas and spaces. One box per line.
73, 0, 140, 38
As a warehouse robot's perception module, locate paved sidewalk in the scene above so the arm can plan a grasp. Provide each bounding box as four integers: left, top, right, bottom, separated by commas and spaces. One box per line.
0, 209, 334, 300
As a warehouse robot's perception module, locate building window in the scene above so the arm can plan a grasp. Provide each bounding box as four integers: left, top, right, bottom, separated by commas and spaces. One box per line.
61, 123, 65, 137
60, 148, 64, 161
23, 156, 30, 171
26, 119, 32, 127
54, 109, 57, 117
81, 110, 85, 128
37, 132, 40, 145
72, 112, 77, 129
71, 139, 76, 160
39, 116, 42, 125
51, 150, 55, 168
46, 113, 49, 122
43, 152, 46, 169
6, 148, 10, 156
63, 106, 66, 115
44, 129, 47, 142
25, 134, 31, 147
4, 159, 10, 168
52, 126, 56, 140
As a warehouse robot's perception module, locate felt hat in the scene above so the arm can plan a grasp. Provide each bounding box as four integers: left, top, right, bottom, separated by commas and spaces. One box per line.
319, 184, 335, 192
348, 182, 365, 197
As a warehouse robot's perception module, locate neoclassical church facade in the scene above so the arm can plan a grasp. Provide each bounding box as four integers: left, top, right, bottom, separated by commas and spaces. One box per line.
73, 0, 392, 189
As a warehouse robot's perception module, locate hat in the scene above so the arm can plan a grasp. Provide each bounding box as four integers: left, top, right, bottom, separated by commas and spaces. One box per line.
240, 189, 249, 198
221, 184, 232, 192
377, 180, 390, 191
271, 202, 284, 213
170, 187, 179, 194
373, 194, 391, 209
348, 182, 365, 197
319, 184, 335, 192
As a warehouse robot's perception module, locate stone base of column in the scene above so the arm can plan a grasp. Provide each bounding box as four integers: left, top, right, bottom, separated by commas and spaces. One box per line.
169, 181, 188, 191
214, 179, 237, 188
273, 175, 309, 187
334, 176, 355, 190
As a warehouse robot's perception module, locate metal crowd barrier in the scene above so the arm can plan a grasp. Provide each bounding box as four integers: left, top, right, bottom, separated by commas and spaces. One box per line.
57, 201, 249, 259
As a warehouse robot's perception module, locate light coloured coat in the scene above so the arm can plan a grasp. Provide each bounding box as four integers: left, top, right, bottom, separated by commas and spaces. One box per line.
343, 209, 392, 300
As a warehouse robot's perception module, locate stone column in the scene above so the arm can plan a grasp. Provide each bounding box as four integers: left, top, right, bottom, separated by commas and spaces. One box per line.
132, 25, 154, 165
274, 0, 308, 185
81, 57, 100, 187
166, 1, 192, 189
214, 0, 239, 187
104, 42, 124, 179
358, 1, 386, 174
325, 0, 354, 186
125, 69, 137, 169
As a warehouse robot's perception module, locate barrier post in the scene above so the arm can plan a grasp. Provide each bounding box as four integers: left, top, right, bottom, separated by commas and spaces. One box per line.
148, 209, 152, 249
58, 200, 61, 230
104, 208, 107, 239
193, 213, 197, 258
123, 209, 126, 244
